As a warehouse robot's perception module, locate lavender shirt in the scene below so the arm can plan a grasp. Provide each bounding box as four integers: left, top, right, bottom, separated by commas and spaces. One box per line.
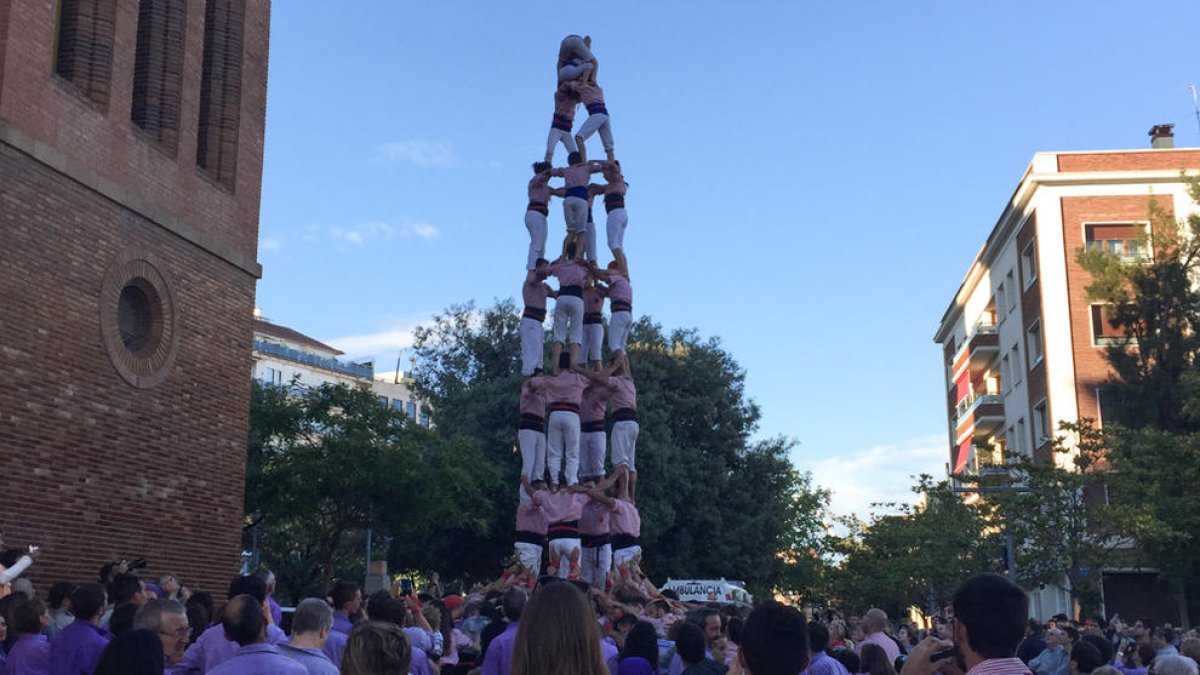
169, 622, 288, 674
481, 621, 520, 675
267, 595, 283, 627
206, 644, 307, 675
321, 629, 347, 667
6, 634, 53, 675
49, 620, 109, 675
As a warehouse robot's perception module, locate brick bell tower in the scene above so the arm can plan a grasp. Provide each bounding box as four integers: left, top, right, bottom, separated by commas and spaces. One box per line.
0, 0, 270, 594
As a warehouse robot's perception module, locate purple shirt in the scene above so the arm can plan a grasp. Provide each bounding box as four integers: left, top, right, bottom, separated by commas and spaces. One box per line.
481, 621, 520, 675
6, 634, 53, 675
858, 632, 901, 664
169, 622, 288, 674
803, 651, 851, 675
49, 620, 109, 675
331, 613, 353, 635
267, 596, 283, 627
207, 644, 307, 675
410, 647, 437, 675
321, 629, 346, 667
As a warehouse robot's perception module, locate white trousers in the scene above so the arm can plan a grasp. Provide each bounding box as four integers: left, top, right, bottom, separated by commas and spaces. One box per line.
611, 420, 639, 471
546, 127, 578, 161
558, 61, 593, 84
585, 214, 598, 261
577, 112, 613, 152
613, 544, 642, 568
581, 543, 612, 589
579, 430, 606, 478
606, 207, 628, 252
518, 428, 547, 498
515, 542, 543, 576
547, 410, 581, 486
525, 211, 547, 270
608, 310, 632, 353
581, 323, 603, 363
548, 538, 582, 576
563, 196, 588, 233
552, 295, 583, 345
520, 317, 545, 376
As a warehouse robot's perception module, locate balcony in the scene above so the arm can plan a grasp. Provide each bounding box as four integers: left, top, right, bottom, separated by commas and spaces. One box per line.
253, 339, 374, 380
955, 392, 1005, 437
951, 323, 1000, 379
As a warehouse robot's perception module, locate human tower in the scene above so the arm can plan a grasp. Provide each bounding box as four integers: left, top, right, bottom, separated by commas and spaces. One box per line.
507, 35, 643, 592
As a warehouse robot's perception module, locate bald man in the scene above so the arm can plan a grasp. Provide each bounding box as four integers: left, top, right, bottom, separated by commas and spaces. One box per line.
857, 608, 901, 664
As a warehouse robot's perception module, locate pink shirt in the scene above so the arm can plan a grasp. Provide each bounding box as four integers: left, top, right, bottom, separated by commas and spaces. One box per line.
553, 90, 578, 120
584, 285, 606, 313
858, 632, 901, 664
542, 371, 589, 406
537, 491, 589, 523
608, 376, 636, 410
580, 499, 611, 536
515, 499, 549, 534
528, 174, 551, 203
550, 260, 588, 287
609, 499, 641, 537
523, 278, 551, 308
581, 383, 608, 422
521, 377, 548, 416
559, 163, 594, 189
571, 81, 605, 107
607, 273, 632, 304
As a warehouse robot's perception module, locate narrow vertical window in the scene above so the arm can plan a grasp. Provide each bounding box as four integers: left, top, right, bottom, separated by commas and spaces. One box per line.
196, 0, 245, 186
132, 0, 188, 152
54, 0, 118, 107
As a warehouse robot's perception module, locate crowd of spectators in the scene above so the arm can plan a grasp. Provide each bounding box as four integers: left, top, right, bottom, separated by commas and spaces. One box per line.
1, 538, 1197, 675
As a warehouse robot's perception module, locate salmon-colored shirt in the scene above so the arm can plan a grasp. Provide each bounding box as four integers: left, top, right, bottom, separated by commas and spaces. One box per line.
607, 273, 632, 304
610, 499, 640, 537
542, 371, 589, 406
550, 260, 589, 288
528, 173, 551, 203
581, 383, 608, 423
537, 491, 589, 523
516, 499, 549, 534
608, 376, 636, 410
580, 499, 611, 536
521, 377, 548, 416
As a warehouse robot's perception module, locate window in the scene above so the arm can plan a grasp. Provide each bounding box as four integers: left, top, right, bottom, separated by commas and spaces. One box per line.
196, 0, 246, 186
1021, 241, 1038, 288
54, 0, 118, 107
1090, 304, 1131, 346
390, 398, 403, 410
132, 0, 188, 151
1009, 345, 1022, 385
1032, 400, 1050, 447
996, 284, 1006, 316
1005, 271, 1016, 312
1085, 224, 1148, 262
406, 402, 417, 419
1005, 425, 1016, 454
419, 409, 431, 428
1097, 388, 1121, 427
1017, 418, 1027, 453
377, 395, 388, 407
1026, 320, 1043, 367
264, 367, 281, 386
1000, 354, 1010, 391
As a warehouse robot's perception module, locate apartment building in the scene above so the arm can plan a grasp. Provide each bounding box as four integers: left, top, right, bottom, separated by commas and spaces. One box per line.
933, 127, 1200, 619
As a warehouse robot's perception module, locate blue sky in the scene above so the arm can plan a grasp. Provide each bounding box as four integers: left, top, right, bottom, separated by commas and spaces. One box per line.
257, 1, 1200, 517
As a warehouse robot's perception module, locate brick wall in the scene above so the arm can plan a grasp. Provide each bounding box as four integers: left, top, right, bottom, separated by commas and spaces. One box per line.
0, 0, 269, 596
1060, 194, 1174, 425
1057, 150, 1200, 173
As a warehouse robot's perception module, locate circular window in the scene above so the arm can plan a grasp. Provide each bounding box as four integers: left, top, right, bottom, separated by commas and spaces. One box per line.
100, 256, 178, 388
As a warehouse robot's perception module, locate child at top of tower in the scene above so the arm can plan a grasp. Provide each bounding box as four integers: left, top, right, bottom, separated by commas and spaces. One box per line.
557, 34, 598, 84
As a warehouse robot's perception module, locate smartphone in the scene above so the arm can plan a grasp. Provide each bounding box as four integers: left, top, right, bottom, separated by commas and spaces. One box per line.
401, 578, 413, 595
931, 649, 956, 663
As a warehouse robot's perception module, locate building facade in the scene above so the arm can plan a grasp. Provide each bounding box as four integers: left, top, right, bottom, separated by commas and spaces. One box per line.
0, 0, 269, 593
933, 130, 1200, 619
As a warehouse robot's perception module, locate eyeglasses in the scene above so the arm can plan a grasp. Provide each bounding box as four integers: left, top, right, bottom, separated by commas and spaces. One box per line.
159, 627, 190, 639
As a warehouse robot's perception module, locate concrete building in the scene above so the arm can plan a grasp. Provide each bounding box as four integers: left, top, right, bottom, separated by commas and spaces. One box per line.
251, 316, 432, 428
933, 126, 1200, 620
0, 0, 270, 592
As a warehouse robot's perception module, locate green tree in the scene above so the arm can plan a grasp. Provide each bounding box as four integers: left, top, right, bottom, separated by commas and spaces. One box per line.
246, 380, 493, 598
828, 476, 998, 617
409, 301, 830, 594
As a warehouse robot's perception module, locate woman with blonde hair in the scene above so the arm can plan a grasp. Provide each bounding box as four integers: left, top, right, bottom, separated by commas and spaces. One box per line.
342, 621, 412, 675
510, 581, 609, 675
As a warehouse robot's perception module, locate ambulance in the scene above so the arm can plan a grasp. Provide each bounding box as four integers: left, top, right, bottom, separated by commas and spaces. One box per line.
661, 578, 753, 605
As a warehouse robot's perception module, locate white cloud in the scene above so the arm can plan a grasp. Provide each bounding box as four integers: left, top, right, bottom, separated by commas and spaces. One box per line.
325, 318, 427, 374
322, 220, 440, 247
800, 434, 948, 520
260, 235, 284, 251
378, 140, 459, 167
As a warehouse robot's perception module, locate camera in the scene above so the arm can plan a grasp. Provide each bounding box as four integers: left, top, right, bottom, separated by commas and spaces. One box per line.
128, 557, 149, 571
